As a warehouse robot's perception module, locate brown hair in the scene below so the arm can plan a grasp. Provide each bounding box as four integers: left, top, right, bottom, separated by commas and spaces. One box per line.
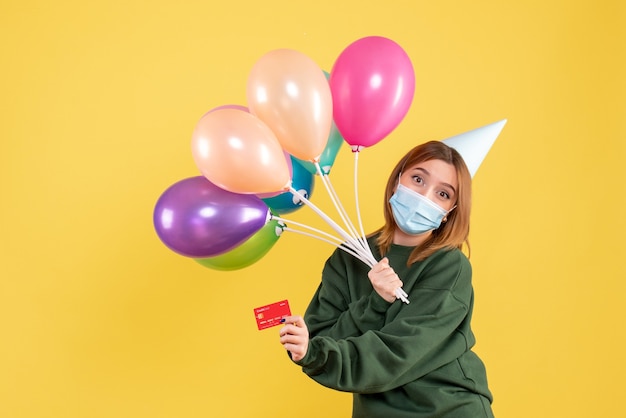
372, 141, 472, 264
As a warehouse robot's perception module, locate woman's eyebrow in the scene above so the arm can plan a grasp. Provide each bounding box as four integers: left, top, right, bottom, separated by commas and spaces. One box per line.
443, 183, 457, 195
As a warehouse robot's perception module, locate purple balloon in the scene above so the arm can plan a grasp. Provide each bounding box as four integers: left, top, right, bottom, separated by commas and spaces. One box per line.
153, 176, 270, 258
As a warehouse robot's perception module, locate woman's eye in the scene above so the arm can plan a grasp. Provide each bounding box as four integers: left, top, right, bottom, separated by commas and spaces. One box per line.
438, 191, 450, 199
412, 175, 423, 185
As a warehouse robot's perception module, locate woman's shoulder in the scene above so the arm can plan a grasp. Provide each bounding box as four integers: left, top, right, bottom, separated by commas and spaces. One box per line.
428, 247, 470, 266
415, 247, 472, 290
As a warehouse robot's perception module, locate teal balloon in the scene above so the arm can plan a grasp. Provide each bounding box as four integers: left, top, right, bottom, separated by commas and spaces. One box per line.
262, 157, 314, 215
297, 125, 344, 175
194, 219, 285, 271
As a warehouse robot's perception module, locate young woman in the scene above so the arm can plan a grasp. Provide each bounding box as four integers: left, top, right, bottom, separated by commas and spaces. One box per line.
279, 141, 494, 417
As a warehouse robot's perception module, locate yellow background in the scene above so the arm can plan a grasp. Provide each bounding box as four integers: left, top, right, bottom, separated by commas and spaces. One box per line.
1, 1, 624, 417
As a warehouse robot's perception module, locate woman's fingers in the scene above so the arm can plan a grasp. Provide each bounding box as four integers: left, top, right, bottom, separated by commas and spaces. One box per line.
368, 259, 404, 303
279, 315, 309, 362
280, 315, 305, 327
370, 257, 390, 273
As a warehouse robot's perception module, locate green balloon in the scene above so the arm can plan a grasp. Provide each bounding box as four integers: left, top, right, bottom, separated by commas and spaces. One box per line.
194, 219, 285, 271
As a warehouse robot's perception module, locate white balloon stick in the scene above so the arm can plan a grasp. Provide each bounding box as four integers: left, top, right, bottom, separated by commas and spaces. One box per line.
314, 162, 365, 247
288, 187, 377, 266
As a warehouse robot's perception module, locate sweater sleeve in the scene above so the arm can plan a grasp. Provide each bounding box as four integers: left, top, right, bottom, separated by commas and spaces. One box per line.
304, 249, 391, 340
297, 250, 474, 394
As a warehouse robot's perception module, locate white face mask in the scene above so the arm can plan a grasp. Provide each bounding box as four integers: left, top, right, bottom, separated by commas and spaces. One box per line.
389, 184, 453, 235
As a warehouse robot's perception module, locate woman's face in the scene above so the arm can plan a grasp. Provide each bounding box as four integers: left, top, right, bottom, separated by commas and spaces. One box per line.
398, 159, 458, 211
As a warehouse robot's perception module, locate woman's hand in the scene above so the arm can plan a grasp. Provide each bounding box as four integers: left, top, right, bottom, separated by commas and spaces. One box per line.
368, 257, 403, 303
279, 315, 309, 362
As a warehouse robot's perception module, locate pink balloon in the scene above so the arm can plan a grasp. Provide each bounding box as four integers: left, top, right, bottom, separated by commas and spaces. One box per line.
255, 150, 294, 199
209, 104, 249, 113
330, 36, 415, 150
198, 104, 249, 120
191, 109, 291, 194
196, 105, 293, 197
247, 49, 333, 162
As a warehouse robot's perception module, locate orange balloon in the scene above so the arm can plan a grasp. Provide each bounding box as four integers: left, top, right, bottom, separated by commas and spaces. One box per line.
191, 109, 291, 194
247, 49, 333, 162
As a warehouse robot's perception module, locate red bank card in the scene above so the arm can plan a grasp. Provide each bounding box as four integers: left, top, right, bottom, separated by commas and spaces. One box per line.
253, 299, 291, 330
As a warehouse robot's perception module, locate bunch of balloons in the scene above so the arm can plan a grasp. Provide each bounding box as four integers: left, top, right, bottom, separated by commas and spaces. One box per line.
153, 36, 416, 271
